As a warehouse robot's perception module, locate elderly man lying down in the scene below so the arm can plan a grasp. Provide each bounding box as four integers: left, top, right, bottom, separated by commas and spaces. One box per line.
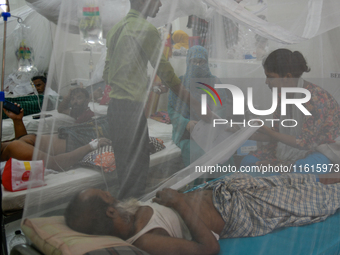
1, 105, 110, 171
65, 172, 340, 255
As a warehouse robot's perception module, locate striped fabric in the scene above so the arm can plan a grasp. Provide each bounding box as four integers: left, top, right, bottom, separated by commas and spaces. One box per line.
204, 173, 340, 238
3, 95, 57, 119
84, 246, 150, 255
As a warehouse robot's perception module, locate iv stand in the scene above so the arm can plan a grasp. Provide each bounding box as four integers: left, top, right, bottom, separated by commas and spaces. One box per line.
1, 3, 11, 255
0, 11, 11, 149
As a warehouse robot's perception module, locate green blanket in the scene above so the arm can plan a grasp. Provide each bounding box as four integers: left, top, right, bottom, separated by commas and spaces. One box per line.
2, 95, 57, 119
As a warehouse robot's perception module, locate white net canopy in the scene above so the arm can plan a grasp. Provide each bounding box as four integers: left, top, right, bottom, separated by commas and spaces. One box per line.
2, 0, 340, 254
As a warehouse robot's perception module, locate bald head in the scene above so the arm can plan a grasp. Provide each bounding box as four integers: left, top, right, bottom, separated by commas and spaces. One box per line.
64, 189, 114, 235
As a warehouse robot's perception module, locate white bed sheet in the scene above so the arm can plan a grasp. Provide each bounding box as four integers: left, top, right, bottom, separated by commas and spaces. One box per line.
2, 168, 104, 212
148, 118, 181, 167
88, 103, 182, 166
1, 115, 181, 212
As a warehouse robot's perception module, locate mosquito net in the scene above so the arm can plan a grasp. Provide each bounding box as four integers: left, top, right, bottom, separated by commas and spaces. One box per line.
2, 0, 340, 253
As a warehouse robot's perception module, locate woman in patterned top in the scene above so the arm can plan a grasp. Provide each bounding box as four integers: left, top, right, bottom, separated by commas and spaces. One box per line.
241, 49, 340, 171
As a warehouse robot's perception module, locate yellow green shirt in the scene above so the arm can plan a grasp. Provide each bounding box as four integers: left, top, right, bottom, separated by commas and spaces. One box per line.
103, 9, 181, 102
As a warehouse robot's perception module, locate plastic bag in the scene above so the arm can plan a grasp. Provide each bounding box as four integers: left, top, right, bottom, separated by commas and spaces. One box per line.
2, 158, 45, 192
78, 0, 104, 46
14, 22, 38, 73
4, 73, 36, 97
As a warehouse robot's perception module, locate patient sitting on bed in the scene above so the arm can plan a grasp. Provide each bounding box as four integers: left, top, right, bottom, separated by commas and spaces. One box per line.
0, 105, 110, 171
58, 87, 95, 123
65, 172, 340, 255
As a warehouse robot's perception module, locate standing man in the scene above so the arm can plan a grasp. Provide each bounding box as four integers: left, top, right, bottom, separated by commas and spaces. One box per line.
103, 0, 214, 199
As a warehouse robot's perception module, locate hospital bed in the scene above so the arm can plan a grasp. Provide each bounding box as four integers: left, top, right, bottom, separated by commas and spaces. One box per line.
2, 117, 181, 212
3, 106, 340, 254
13, 177, 340, 255
2, 104, 182, 255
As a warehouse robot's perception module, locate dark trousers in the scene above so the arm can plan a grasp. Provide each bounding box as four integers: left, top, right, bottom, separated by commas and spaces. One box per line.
108, 98, 150, 199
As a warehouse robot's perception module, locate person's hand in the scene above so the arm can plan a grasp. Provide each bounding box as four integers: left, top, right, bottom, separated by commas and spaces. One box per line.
152, 188, 184, 208
93, 88, 104, 102
89, 138, 112, 150
257, 125, 272, 135
186, 120, 198, 133
152, 82, 169, 95
98, 138, 112, 148
3, 103, 24, 121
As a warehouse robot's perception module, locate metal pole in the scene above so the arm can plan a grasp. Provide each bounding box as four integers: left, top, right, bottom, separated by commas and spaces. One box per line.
1, 12, 10, 151
1, 10, 11, 255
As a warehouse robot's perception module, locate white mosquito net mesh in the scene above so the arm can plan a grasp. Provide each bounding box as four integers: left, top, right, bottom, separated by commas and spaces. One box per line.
1, 0, 340, 253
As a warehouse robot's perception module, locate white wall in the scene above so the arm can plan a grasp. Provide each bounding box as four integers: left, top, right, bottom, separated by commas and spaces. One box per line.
172, 16, 192, 37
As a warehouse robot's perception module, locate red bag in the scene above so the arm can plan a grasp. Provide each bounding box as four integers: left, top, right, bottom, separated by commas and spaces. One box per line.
2, 158, 45, 192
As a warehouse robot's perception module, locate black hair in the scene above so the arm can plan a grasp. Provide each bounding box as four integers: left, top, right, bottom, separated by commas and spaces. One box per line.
129, 0, 140, 8
263, 49, 311, 78
32, 76, 47, 84
64, 191, 112, 235
70, 87, 90, 99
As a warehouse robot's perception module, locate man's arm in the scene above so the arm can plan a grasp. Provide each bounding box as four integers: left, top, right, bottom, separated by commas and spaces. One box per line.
133, 189, 219, 255
142, 27, 216, 123
249, 132, 272, 142
3, 138, 111, 171
257, 125, 297, 147
3, 105, 27, 139
319, 172, 340, 185
57, 91, 72, 115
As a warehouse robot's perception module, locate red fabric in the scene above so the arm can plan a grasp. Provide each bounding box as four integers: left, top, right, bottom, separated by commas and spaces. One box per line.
75, 108, 95, 124
2, 159, 13, 191
100, 85, 112, 105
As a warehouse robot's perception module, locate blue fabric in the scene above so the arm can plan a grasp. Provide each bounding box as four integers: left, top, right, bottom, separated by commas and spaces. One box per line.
168, 45, 216, 119
294, 153, 332, 174
240, 155, 260, 167
167, 45, 232, 167
241, 152, 332, 174
218, 209, 340, 255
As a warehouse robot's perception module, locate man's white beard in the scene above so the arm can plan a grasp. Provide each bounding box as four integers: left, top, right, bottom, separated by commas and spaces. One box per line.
115, 199, 141, 223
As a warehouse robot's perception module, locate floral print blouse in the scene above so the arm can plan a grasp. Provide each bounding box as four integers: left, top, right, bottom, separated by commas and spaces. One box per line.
251, 81, 340, 164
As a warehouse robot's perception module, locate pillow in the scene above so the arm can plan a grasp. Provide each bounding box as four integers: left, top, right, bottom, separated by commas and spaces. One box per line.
80, 145, 116, 173
79, 137, 165, 172
148, 137, 166, 154
21, 216, 150, 255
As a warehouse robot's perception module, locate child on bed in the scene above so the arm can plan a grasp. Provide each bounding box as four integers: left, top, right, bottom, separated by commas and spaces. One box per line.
0, 104, 111, 171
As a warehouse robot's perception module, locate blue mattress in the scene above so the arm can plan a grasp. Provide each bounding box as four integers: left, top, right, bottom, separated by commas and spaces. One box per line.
218, 203, 340, 255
